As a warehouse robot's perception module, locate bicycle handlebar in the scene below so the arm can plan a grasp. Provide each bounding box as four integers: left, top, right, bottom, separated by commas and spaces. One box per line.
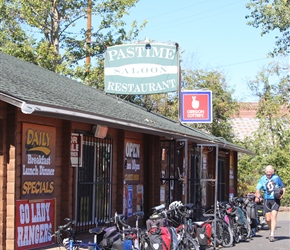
114, 213, 130, 228
152, 204, 166, 211
49, 218, 75, 238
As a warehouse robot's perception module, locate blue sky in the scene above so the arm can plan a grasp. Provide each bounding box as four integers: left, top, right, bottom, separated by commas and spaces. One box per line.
124, 0, 284, 102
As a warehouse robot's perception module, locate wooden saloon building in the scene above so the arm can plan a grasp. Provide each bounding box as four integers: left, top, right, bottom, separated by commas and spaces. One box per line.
0, 52, 252, 249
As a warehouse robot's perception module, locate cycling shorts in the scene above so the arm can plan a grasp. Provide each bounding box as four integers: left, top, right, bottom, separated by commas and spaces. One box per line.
264, 199, 280, 213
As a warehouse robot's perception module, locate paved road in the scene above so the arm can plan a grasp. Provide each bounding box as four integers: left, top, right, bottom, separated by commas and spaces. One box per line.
230, 211, 290, 250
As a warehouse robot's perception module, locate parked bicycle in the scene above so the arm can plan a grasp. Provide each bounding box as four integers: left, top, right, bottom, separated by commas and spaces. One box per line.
167, 201, 200, 250
245, 193, 259, 236
256, 197, 266, 230
191, 202, 233, 248
145, 204, 177, 250
145, 202, 199, 249
228, 197, 252, 242
113, 211, 146, 250
49, 217, 105, 250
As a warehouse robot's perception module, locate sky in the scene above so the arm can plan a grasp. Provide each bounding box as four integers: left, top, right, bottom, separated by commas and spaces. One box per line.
123, 0, 286, 102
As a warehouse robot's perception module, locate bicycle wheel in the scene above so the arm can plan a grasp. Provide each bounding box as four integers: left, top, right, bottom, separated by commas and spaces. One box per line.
232, 226, 240, 243
179, 237, 200, 250
214, 218, 233, 248
245, 219, 252, 239
139, 233, 151, 250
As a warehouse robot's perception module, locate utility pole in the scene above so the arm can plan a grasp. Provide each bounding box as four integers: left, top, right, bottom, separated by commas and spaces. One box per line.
86, 0, 92, 71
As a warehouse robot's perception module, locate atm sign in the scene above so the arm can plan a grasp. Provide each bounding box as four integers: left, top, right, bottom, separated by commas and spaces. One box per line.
180, 91, 212, 123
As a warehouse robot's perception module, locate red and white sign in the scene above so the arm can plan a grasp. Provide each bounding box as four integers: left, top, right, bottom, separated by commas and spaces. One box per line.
180, 91, 212, 123
70, 133, 83, 167
16, 199, 55, 249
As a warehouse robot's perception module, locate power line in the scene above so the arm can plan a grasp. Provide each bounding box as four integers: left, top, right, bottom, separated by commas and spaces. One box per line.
143, 0, 215, 20
139, 0, 245, 34
213, 57, 271, 68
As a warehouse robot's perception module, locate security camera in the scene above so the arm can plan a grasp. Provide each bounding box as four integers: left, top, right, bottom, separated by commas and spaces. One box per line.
145, 43, 151, 50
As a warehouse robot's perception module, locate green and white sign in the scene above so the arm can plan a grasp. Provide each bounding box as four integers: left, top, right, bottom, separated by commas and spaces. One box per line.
104, 43, 179, 94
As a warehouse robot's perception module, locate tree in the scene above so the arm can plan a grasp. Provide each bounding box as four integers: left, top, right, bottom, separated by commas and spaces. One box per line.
0, 0, 146, 89
125, 67, 239, 142
246, 0, 290, 56
181, 69, 239, 142
0, 2, 37, 61
238, 63, 290, 205
130, 67, 239, 141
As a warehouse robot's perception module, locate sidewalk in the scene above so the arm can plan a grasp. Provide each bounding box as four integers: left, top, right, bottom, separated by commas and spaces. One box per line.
38, 211, 290, 250
231, 211, 290, 250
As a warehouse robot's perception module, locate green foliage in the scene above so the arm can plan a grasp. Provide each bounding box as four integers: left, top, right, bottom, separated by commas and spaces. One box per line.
238, 64, 290, 206
0, 3, 37, 61
237, 154, 261, 195
133, 68, 239, 141
246, 0, 290, 55
0, 0, 146, 86
239, 147, 290, 206
182, 69, 239, 141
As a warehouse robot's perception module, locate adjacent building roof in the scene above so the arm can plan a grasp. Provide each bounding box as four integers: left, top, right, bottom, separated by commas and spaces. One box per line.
230, 117, 260, 141
0, 52, 253, 154
230, 103, 260, 140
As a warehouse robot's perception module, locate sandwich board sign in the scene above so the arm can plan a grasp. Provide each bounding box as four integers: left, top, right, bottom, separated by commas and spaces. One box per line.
180, 90, 212, 123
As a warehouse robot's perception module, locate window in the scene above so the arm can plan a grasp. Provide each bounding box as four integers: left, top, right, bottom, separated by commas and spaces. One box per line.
75, 135, 112, 232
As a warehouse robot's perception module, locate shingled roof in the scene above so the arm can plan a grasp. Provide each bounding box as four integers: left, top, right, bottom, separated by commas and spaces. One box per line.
230, 102, 289, 141
0, 52, 252, 154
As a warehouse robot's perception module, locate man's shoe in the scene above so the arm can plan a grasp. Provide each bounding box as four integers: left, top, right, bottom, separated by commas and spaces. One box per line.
269, 235, 275, 242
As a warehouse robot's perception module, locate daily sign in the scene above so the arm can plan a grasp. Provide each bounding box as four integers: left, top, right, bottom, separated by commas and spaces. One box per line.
104, 44, 179, 94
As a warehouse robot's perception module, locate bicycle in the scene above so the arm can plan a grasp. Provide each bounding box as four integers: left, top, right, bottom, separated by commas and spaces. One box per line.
49, 217, 105, 250
146, 202, 199, 249
167, 201, 200, 250
113, 211, 147, 249
228, 197, 252, 241
189, 202, 233, 249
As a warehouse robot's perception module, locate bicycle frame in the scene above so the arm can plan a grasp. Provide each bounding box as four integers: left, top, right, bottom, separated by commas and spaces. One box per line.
66, 238, 101, 250
114, 211, 144, 250
50, 218, 104, 250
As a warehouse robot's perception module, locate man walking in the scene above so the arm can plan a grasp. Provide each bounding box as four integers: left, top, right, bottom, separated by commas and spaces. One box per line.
255, 165, 285, 242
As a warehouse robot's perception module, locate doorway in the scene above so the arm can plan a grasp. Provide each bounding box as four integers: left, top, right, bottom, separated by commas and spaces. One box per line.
75, 135, 112, 231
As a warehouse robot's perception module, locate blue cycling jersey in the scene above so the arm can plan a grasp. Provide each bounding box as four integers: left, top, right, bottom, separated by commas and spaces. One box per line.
256, 174, 285, 199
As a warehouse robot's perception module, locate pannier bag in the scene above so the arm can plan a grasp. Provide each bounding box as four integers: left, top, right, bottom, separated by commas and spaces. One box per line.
99, 225, 120, 248
123, 239, 133, 250
256, 204, 264, 217
148, 226, 171, 250
146, 215, 168, 230
231, 207, 246, 225
169, 227, 178, 250
111, 238, 133, 250
246, 201, 258, 219
196, 222, 211, 246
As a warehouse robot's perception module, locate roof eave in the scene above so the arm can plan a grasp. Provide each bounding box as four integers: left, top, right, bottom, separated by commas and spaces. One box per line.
1, 92, 254, 155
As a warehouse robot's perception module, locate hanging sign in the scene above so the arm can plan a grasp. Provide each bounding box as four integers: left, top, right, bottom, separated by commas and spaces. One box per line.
104, 43, 179, 94
70, 133, 83, 167
21, 123, 56, 199
180, 90, 212, 123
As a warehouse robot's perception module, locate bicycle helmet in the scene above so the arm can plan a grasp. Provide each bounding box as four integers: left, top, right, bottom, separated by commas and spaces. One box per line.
169, 201, 183, 210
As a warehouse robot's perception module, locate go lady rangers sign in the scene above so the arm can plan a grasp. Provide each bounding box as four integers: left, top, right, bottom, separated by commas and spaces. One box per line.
104, 43, 179, 94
